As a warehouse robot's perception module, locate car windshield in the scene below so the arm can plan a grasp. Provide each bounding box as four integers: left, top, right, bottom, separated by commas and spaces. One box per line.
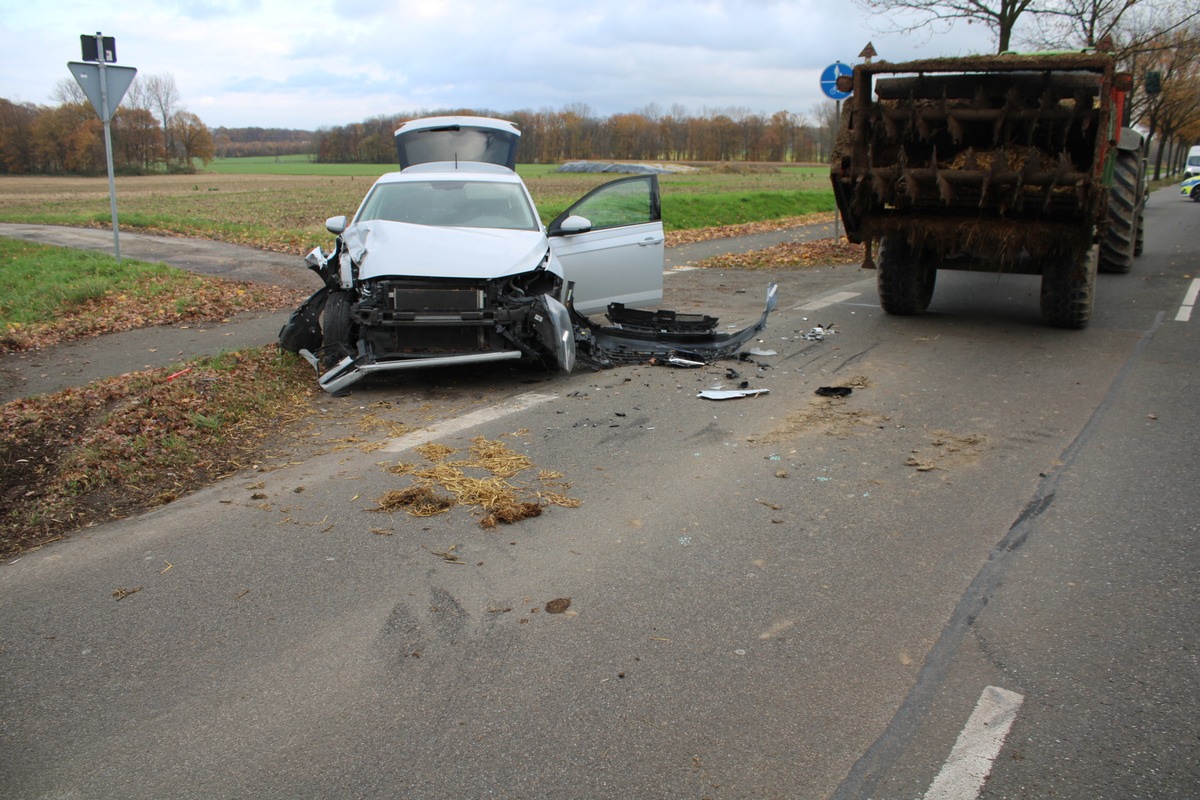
1189, 156, 1200, 167
356, 180, 539, 231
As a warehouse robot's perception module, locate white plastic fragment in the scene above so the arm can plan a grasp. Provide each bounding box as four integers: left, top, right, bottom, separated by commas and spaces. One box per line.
697, 388, 770, 401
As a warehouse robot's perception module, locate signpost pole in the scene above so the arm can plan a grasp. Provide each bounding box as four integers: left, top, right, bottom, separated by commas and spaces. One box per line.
95, 34, 122, 262
820, 61, 853, 249
834, 98, 841, 245
70, 33, 134, 264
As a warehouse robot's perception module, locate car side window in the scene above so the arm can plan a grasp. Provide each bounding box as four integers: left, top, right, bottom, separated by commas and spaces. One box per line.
551, 175, 660, 233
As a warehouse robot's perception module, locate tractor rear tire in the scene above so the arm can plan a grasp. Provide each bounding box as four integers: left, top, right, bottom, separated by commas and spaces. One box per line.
1098, 149, 1141, 274
877, 236, 937, 315
1040, 248, 1096, 329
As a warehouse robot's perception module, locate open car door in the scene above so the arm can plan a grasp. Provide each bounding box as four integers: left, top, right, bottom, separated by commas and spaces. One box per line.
548, 175, 665, 315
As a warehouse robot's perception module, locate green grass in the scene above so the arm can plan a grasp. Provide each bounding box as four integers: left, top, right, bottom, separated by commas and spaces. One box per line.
0, 239, 184, 328
664, 190, 833, 230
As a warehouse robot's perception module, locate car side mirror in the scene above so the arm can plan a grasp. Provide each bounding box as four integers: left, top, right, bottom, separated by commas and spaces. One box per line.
326, 215, 348, 235
557, 215, 592, 235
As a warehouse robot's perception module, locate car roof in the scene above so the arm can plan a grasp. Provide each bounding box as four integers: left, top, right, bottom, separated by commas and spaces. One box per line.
372, 162, 525, 184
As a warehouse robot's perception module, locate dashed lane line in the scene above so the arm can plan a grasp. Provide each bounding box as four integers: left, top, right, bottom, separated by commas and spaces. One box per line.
1176, 278, 1200, 322
925, 686, 1025, 800
382, 392, 559, 453
793, 291, 861, 311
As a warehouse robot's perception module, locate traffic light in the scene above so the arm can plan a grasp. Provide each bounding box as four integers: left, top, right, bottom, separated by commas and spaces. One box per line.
1145, 71, 1162, 95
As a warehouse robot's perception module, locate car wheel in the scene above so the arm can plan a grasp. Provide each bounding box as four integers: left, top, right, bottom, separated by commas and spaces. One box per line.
321, 291, 358, 370
1192, 186, 1200, 202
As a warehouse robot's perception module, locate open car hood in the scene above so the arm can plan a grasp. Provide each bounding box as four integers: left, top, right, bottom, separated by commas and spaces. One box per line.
343, 220, 552, 281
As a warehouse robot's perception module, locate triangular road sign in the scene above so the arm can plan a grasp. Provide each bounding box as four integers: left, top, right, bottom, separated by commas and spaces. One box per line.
67, 62, 137, 121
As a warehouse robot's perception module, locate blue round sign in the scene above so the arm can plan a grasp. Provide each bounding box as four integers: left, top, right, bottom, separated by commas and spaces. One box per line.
820, 62, 853, 100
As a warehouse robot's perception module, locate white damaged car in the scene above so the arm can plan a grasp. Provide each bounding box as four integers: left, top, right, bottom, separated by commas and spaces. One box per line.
280, 116, 775, 392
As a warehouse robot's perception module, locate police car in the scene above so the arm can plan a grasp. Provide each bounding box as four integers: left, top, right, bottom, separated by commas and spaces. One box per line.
1182, 175, 1200, 202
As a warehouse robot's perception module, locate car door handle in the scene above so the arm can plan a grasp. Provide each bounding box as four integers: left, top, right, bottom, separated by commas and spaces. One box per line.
638, 237, 664, 246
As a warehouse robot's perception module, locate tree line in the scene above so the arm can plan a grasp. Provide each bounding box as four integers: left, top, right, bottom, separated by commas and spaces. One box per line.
313, 103, 843, 165
0, 72, 223, 175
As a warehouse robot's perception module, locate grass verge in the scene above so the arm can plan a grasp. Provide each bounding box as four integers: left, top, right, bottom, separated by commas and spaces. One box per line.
0, 238, 304, 353
1, 347, 317, 558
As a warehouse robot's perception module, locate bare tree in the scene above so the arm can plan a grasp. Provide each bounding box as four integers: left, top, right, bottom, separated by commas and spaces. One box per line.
52, 77, 87, 106
142, 73, 182, 163
810, 101, 840, 163
855, 0, 1040, 52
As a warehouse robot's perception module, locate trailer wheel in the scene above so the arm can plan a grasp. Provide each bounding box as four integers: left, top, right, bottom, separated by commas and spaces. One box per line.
1040, 249, 1096, 329
877, 236, 936, 315
1098, 148, 1142, 274
321, 291, 358, 370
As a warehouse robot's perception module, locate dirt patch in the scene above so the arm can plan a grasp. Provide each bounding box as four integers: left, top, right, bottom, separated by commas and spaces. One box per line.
749, 376, 886, 443
904, 431, 987, 472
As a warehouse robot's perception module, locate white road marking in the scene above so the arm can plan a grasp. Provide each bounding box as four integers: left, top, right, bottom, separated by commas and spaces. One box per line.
1176, 278, 1200, 322
925, 686, 1024, 800
382, 392, 558, 453
793, 291, 860, 311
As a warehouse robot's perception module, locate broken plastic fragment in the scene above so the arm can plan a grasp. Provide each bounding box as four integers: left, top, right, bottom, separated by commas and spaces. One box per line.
748, 348, 777, 356
698, 388, 770, 401
668, 356, 706, 368
816, 386, 852, 397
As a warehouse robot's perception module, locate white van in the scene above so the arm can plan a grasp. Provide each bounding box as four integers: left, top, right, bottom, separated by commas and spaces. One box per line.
1186, 145, 1200, 179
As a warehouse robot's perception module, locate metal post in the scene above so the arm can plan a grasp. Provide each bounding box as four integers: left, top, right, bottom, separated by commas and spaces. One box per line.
833, 99, 840, 246
95, 33, 121, 262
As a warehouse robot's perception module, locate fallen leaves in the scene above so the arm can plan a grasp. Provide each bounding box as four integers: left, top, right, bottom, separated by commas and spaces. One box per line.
664, 213, 836, 247
694, 236, 863, 270
373, 434, 581, 531
0, 347, 317, 558
1, 272, 305, 354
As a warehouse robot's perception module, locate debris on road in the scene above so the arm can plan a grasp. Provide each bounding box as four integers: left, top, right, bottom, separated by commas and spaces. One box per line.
698, 388, 770, 400
545, 597, 572, 614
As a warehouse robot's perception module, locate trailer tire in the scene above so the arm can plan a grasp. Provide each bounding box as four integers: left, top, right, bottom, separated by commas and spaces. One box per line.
1040, 249, 1096, 329
877, 236, 936, 315
321, 291, 358, 370
1098, 149, 1141, 274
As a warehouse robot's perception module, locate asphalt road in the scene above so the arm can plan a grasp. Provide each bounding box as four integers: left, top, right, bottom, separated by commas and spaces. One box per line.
1, 191, 1197, 799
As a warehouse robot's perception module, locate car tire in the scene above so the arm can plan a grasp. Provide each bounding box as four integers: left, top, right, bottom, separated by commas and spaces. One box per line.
321, 291, 358, 370
1192, 186, 1200, 202
277, 288, 328, 353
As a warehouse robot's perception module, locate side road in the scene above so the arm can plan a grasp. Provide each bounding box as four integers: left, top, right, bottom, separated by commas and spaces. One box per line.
0, 221, 841, 403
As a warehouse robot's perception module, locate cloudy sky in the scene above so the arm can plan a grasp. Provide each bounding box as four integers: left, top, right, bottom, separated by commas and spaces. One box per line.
2, 0, 998, 130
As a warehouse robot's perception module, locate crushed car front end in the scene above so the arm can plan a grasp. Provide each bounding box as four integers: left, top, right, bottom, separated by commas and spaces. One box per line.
302, 228, 574, 394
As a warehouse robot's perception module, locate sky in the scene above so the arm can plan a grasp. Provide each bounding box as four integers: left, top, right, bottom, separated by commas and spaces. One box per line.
1, 0, 1000, 131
